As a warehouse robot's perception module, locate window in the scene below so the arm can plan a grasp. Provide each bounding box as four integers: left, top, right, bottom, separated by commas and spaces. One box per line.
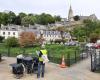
13, 32, 15, 35
8, 32, 10, 35
3, 32, 5, 35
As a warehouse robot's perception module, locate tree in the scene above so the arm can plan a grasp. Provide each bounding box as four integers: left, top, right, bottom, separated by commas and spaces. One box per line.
54, 15, 61, 21
72, 27, 86, 42
1, 12, 9, 25
37, 13, 55, 25
4, 37, 18, 47
83, 19, 99, 41
18, 12, 27, 19
19, 32, 36, 47
1, 11, 16, 25
7, 11, 16, 24
56, 27, 66, 43
14, 16, 21, 25
0, 36, 4, 43
4, 37, 18, 56
0, 12, 3, 25
90, 33, 99, 43
21, 16, 35, 27
73, 15, 80, 21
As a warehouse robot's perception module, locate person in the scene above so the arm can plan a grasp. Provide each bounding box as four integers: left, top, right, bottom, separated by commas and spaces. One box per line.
37, 48, 49, 78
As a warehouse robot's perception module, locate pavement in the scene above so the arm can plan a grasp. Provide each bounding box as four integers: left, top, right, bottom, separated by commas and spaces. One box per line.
0, 57, 100, 80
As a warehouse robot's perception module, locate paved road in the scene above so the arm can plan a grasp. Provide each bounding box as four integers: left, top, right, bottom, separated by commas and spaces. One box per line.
0, 57, 100, 80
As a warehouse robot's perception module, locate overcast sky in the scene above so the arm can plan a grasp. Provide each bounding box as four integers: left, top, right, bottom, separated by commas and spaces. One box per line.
0, 0, 100, 19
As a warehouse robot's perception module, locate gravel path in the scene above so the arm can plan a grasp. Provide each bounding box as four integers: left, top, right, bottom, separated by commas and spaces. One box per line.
0, 57, 100, 80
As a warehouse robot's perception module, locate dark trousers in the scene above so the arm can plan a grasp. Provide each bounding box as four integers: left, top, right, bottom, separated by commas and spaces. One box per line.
37, 62, 45, 78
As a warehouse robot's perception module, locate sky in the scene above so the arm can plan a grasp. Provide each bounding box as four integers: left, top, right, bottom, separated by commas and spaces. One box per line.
0, 0, 100, 19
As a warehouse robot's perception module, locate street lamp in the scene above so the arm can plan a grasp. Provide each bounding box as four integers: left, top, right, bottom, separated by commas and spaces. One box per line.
40, 30, 45, 48
40, 30, 43, 37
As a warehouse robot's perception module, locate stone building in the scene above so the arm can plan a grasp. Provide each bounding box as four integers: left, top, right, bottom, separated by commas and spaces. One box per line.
68, 5, 74, 21
0, 25, 71, 42
68, 5, 97, 22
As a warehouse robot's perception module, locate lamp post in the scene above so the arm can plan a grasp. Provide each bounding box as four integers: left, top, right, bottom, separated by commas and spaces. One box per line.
40, 30, 45, 48
40, 30, 43, 38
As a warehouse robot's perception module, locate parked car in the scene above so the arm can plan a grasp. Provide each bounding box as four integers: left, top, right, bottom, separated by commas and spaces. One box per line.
65, 41, 79, 46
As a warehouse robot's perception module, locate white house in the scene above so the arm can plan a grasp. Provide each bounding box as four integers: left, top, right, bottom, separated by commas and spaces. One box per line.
0, 30, 19, 39
0, 25, 21, 39
42, 30, 71, 41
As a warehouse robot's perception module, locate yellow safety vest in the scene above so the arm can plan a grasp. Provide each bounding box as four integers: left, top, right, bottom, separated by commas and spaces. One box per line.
39, 49, 47, 62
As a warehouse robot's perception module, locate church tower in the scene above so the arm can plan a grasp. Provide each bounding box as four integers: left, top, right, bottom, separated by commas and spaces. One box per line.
68, 5, 74, 21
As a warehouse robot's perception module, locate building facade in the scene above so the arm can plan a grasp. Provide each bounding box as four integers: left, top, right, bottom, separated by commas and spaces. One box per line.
0, 25, 71, 42
0, 30, 18, 39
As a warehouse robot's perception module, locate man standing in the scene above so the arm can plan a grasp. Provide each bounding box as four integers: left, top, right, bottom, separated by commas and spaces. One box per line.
37, 48, 49, 78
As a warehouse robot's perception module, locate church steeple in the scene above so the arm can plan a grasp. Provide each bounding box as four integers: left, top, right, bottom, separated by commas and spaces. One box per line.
68, 5, 74, 21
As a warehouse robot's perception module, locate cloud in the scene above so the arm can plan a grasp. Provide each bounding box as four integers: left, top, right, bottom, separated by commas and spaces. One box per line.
0, 0, 100, 18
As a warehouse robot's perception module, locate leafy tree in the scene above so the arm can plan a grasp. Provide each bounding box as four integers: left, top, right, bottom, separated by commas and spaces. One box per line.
72, 19, 100, 42
7, 11, 16, 24
0, 36, 4, 43
89, 33, 99, 43
37, 13, 55, 25
4, 37, 18, 56
73, 15, 80, 21
1, 12, 9, 25
54, 15, 61, 21
19, 32, 36, 47
21, 16, 36, 27
14, 16, 21, 25
4, 37, 18, 47
0, 12, 3, 25
0, 11, 62, 26
18, 12, 27, 19
84, 19, 97, 34
0, 11, 16, 25
56, 27, 65, 43
72, 27, 86, 42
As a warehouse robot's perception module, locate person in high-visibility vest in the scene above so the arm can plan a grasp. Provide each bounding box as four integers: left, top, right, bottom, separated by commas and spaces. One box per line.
37, 48, 49, 78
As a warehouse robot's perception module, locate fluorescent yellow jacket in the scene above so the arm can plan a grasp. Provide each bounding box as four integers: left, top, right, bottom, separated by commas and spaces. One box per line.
39, 49, 47, 62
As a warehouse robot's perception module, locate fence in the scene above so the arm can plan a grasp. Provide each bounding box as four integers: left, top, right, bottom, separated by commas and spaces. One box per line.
48, 49, 88, 67
0, 53, 1, 61
91, 48, 100, 72
0, 45, 36, 57
0, 43, 89, 66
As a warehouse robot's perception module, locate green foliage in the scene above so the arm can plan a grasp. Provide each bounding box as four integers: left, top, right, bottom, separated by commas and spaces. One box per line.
0, 11, 61, 26
0, 43, 81, 58
72, 19, 100, 42
0, 11, 16, 25
18, 12, 27, 19
89, 33, 99, 43
37, 13, 55, 25
4, 37, 18, 48
0, 36, 4, 43
7, 11, 16, 24
73, 15, 80, 21
21, 16, 36, 27
46, 44, 80, 58
54, 15, 61, 21
13, 16, 21, 25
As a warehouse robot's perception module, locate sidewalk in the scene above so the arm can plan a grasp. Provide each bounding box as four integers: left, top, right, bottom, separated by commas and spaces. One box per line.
0, 57, 100, 80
